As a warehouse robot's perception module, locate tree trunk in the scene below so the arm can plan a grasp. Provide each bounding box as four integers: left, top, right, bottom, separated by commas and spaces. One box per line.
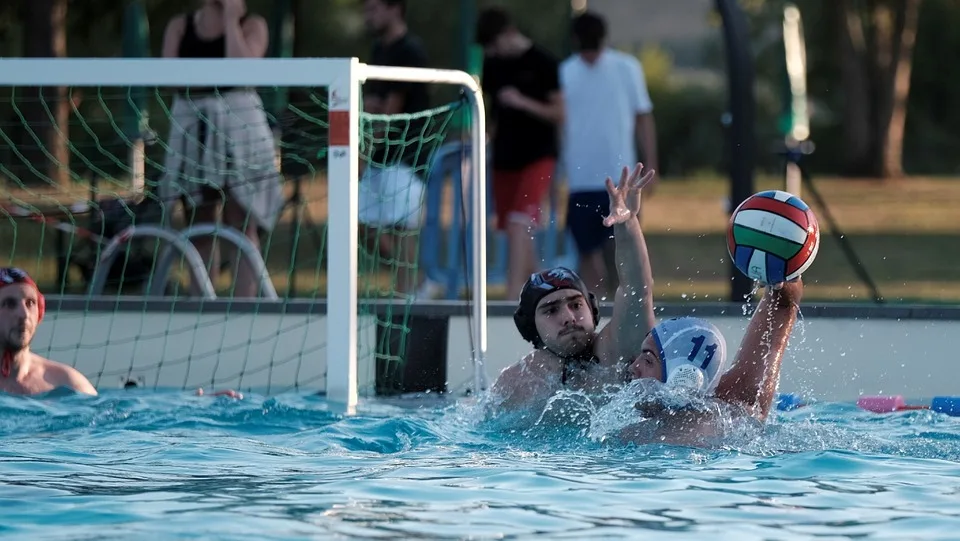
837, 0, 873, 177
879, 0, 921, 178
837, 0, 921, 179
16, 0, 69, 188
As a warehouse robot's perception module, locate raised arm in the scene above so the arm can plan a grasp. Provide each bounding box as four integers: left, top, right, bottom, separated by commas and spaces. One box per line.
713, 279, 803, 421
222, 0, 269, 58
596, 164, 657, 361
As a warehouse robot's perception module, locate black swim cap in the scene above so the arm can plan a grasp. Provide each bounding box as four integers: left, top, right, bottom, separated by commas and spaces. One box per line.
513, 267, 600, 348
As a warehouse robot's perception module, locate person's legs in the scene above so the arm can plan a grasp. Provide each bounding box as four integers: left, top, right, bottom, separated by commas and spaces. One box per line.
181, 187, 223, 295
358, 165, 439, 298
500, 158, 555, 299
566, 190, 614, 297
221, 197, 261, 298
492, 170, 522, 298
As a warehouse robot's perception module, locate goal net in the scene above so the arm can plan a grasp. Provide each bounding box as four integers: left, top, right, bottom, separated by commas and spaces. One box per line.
0, 58, 487, 407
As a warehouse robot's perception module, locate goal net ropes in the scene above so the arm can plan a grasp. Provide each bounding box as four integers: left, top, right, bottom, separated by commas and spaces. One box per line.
0, 58, 487, 406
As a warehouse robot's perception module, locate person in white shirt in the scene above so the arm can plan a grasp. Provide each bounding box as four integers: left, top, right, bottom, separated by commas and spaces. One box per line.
560, 11, 659, 296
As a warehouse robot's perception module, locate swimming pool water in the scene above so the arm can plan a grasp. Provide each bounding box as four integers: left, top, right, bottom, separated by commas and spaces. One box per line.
3, 389, 960, 540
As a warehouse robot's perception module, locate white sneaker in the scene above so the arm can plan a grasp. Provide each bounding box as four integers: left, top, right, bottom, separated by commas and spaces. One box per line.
412, 277, 445, 301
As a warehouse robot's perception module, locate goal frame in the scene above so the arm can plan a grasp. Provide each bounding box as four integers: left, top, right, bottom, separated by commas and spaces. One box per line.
0, 57, 488, 409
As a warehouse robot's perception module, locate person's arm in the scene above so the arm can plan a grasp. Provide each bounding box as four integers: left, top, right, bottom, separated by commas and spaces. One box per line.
161, 14, 187, 58
627, 57, 659, 181
635, 113, 658, 178
595, 165, 657, 362
713, 279, 803, 421
196, 388, 243, 399
496, 54, 564, 125
224, 15, 269, 58
221, 0, 269, 59
502, 90, 563, 125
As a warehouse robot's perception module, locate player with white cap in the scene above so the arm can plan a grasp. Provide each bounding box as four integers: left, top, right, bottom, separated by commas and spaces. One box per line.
624, 279, 804, 429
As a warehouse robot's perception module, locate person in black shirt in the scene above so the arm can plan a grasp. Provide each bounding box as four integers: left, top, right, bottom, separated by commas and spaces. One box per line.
363, 0, 430, 168
359, 0, 442, 299
477, 8, 564, 299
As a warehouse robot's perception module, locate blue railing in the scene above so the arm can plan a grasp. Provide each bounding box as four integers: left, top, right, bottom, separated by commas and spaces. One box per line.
419, 141, 577, 299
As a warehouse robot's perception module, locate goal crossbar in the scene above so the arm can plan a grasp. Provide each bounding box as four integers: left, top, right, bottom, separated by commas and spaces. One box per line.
0, 57, 488, 409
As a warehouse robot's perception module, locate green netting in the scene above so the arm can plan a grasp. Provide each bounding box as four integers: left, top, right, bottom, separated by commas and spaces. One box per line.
0, 81, 464, 395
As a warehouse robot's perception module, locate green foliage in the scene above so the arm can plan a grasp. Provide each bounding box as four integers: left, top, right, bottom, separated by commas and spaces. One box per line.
902, 0, 960, 174
635, 46, 726, 177
8, 0, 960, 179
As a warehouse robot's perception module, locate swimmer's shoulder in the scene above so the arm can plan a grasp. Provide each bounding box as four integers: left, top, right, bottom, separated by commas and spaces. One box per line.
495, 350, 555, 386
490, 350, 562, 411
35, 354, 98, 396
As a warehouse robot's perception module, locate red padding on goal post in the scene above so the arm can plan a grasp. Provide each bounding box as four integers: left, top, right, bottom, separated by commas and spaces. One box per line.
329, 110, 350, 146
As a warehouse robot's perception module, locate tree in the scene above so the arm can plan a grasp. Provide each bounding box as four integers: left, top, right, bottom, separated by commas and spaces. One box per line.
837, 0, 922, 178
15, 0, 70, 187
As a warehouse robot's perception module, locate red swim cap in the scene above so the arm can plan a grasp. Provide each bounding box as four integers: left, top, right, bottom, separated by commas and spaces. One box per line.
0, 268, 45, 323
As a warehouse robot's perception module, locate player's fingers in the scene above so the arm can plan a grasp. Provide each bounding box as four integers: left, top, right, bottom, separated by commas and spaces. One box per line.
605, 176, 617, 195
637, 168, 656, 190
618, 166, 630, 188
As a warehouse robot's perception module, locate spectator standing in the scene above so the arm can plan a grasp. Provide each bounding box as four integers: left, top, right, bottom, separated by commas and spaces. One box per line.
360, 0, 443, 299
560, 11, 659, 296
160, 0, 282, 298
477, 7, 564, 300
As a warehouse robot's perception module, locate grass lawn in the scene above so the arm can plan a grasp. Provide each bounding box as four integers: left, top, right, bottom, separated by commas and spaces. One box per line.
3, 173, 959, 304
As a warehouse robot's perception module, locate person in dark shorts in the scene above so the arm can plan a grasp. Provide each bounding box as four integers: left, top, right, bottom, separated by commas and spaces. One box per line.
360, 0, 443, 299
561, 11, 659, 297
477, 7, 564, 299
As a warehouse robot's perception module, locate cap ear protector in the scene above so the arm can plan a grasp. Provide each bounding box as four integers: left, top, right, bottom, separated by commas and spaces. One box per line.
0, 267, 45, 323
649, 316, 727, 393
513, 267, 599, 348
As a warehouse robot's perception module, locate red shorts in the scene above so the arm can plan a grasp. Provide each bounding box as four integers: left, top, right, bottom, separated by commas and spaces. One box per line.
492, 157, 556, 231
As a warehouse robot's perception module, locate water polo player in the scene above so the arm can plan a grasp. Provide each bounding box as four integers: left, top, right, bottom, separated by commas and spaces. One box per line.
489, 163, 657, 413
625, 316, 729, 394
0, 268, 97, 396
624, 280, 804, 428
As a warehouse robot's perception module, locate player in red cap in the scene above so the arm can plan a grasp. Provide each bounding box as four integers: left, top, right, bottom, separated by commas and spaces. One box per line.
0, 267, 98, 396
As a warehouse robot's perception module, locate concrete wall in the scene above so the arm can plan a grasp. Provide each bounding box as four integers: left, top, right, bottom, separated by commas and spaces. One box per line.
35, 297, 960, 402
449, 315, 958, 402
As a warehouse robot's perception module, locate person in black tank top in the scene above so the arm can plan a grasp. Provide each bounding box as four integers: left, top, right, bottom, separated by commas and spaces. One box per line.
175, 8, 251, 94
159, 0, 282, 299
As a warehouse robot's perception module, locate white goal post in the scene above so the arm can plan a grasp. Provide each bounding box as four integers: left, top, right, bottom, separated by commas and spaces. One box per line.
0, 57, 488, 409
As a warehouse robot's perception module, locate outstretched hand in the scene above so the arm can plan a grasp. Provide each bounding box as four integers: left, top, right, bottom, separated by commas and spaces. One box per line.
603, 163, 656, 227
